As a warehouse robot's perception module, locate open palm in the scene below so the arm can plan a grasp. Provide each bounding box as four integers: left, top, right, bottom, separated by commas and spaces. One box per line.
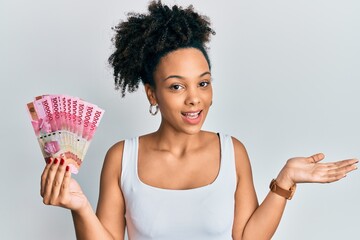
278, 153, 358, 186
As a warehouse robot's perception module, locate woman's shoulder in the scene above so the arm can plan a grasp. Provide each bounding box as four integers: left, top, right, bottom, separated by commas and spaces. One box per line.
230, 136, 247, 152
106, 140, 125, 159
104, 134, 142, 163
225, 135, 251, 179
102, 140, 127, 178
106, 134, 140, 156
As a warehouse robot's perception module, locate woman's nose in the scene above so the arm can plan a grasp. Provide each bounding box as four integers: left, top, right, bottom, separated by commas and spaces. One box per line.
185, 88, 200, 106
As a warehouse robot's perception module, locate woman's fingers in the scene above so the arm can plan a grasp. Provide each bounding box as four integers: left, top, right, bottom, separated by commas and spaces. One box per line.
308, 153, 325, 163
42, 158, 60, 204
327, 159, 358, 175
333, 159, 358, 168
49, 158, 67, 204
41, 158, 71, 206
316, 158, 358, 183
59, 166, 72, 205
40, 158, 53, 197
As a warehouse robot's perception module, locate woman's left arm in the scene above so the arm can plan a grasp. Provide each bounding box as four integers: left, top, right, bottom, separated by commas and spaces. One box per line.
231, 137, 358, 240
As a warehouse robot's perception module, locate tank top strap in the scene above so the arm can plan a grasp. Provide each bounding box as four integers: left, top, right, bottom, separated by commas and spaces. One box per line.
217, 133, 236, 187
120, 137, 138, 191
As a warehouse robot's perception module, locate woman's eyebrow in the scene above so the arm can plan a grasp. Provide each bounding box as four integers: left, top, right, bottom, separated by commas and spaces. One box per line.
200, 71, 211, 77
163, 71, 211, 81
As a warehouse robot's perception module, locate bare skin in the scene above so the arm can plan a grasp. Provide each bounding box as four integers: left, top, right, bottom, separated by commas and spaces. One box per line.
40, 48, 358, 240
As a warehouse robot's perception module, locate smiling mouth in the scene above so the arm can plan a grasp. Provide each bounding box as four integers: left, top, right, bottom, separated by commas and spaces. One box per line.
181, 110, 202, 119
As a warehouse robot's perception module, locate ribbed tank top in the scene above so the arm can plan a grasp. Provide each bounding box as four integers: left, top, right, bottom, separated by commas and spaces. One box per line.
121, 133, 237, 240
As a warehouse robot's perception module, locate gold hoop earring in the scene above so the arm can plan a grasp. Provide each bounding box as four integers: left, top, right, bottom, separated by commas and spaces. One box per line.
149, 104, 159, 116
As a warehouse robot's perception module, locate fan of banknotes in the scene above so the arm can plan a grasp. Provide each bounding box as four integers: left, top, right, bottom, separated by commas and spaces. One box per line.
26, 94, 105, 174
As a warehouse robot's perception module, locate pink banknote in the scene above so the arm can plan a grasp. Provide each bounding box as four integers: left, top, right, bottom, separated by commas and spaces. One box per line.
26, 94, 105, 174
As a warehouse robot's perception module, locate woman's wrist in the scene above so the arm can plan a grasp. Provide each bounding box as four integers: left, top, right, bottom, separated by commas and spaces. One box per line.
71, 200, 93, 218
275, 168, 295, 190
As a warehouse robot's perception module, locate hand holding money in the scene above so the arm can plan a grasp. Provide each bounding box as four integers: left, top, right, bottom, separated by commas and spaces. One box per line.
26, 94, 105, 174
41, 157, 89, 211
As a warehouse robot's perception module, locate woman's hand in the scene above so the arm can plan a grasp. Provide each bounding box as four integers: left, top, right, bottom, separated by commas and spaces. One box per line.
276, 153, 358, 188
40, 158, 89, 212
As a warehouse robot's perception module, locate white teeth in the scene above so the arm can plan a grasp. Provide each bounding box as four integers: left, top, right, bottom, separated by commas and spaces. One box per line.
183, 111, 200, 119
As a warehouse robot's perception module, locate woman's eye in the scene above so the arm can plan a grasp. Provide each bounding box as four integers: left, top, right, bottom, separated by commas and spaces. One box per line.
199, 81, 210, 87
170, 84, 184, 90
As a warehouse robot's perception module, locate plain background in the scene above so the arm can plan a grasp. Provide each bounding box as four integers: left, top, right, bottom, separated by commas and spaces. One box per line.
1, 0, 359, 239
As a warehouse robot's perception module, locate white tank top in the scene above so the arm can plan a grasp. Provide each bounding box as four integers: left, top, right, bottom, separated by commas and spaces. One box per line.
121, 133, 237, 240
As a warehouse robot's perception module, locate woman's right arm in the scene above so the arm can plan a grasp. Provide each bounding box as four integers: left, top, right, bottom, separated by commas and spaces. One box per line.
40, 141, 126, 240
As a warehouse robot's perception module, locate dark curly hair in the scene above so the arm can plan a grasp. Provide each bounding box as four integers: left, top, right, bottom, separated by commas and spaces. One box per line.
108, 0, 215, 97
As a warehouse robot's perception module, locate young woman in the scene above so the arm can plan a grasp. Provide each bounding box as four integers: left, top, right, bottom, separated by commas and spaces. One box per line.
40, 1, 358, 239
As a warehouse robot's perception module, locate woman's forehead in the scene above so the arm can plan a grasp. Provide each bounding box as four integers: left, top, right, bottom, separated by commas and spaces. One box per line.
155, 48, 210, 80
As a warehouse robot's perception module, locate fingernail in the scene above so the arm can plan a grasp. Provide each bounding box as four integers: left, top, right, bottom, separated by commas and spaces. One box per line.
65, 166, 70, 172
47, 158, 52, 164
54, 158, 58, 164
60, 158, 65, 165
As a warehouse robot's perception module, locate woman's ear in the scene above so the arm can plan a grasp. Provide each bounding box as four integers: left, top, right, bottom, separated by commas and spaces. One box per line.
145, 84, 157, 105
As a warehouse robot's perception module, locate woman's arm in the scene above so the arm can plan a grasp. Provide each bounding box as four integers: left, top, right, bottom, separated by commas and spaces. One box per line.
41, 141, 126, 240
231, 137, 358, 240
95, 141, 126, 239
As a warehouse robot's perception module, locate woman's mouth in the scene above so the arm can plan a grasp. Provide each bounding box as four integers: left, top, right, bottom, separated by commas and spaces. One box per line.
181, 110, 203, 125
182, 111, 201, 119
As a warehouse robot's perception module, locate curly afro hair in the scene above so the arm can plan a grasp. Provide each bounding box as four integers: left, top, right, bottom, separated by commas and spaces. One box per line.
108, 0, 215, 97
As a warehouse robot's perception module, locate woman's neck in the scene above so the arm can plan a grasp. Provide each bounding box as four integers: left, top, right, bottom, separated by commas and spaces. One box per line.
149, 126, 205, 157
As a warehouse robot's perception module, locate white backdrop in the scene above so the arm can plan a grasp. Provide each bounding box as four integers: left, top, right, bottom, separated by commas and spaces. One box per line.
1, 0, 359, 239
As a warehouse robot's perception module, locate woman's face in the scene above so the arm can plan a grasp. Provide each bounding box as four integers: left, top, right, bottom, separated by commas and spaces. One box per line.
147, 47, 213, 135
